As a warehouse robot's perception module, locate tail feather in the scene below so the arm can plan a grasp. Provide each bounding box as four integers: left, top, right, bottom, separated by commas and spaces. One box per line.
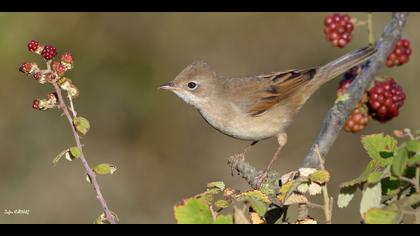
319, 46, 377, 82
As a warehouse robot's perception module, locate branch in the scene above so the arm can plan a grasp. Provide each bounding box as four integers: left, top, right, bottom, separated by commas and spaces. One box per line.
228, 12, 410, 189
302, 12, 410, 168
53, 82, 116, 224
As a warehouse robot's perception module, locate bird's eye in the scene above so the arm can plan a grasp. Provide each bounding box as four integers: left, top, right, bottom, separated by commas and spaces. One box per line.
187, 81, 198, 90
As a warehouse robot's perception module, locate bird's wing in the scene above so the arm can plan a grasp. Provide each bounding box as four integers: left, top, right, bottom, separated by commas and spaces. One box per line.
246, 68, 317, 116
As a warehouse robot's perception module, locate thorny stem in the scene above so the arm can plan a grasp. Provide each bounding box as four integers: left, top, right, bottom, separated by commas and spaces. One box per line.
52, 82, 116, 224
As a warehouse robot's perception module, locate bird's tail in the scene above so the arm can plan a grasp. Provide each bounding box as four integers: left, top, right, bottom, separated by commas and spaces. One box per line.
318, 46, 377, 83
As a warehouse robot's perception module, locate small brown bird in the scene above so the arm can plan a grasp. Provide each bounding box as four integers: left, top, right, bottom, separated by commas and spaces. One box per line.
160, 46, 376, 186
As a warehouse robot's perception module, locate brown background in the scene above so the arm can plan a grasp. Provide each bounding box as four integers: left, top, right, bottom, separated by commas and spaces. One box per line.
0, 13, 418, 223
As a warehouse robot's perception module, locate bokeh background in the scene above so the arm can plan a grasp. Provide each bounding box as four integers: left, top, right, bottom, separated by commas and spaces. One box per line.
0, 12, 418, 224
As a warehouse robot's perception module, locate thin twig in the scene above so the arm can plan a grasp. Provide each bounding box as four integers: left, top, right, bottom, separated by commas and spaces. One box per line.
53, 82, 115, 224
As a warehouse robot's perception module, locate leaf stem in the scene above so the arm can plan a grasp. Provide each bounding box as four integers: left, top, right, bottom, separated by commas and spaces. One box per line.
53, 82, 116, 224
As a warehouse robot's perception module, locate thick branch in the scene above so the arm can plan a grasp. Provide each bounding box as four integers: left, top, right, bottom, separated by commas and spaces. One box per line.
53, 82, 116, 224
302, 12, 410, 168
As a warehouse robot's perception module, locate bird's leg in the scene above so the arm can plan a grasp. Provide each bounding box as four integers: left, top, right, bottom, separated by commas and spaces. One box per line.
230, 141, 258, 176
256, 133, 288, 189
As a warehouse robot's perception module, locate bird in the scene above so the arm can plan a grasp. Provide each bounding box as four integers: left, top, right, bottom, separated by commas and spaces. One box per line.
159, 46, 376, 187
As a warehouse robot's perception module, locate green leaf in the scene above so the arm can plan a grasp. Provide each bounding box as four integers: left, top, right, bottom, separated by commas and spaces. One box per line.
406, 140, 420, 153
360, 183, 382, 218
364, 205, 402, 224
362, 133, 397, 165
399, 193, 420, 208
247, 197, 267, 217
73, 116, 91, 136
207, 181, 225, 191
174, 198, 213, 224
381, 176, 401, 196
340, 160, 383, 188
214, 214, 233, 224
337, 185, 358, 208
309, 170, 331, 184
214, 200, 229, 209
407, 155, 420, 167
52, 149, 69, 166
69, 147, 81, 159
391, 148, 408, 177
367, 171, 383, 184
93, 163, 117, 175
236, 190, 271, 204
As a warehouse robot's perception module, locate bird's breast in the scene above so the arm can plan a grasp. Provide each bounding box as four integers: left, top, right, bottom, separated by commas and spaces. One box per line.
198, 101, 291, 141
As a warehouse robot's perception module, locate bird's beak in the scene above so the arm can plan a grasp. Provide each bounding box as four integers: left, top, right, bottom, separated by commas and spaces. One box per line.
159, 82, 176, 90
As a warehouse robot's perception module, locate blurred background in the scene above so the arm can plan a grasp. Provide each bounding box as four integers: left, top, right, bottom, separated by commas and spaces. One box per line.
0, 13, 418, 224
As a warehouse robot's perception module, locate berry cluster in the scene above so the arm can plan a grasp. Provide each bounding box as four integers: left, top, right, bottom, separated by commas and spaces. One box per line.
367, 79, 406, 122
324, 13, 354, 48
19, 40, 78, 110
336, 65, 406, 132
386, 39, 412, 67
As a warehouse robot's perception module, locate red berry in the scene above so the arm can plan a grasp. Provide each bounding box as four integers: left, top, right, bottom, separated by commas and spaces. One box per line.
386, 39, 412, 67
52, 61, 67, 76
61, 52, 73, 64
41, 45, 57, 60
32, 99, 41, 110
323, 13, 354, 48
19, 62, 37, 75
27, 40, 40, 52
344, 105, 369, 133
368, 79, 405, 122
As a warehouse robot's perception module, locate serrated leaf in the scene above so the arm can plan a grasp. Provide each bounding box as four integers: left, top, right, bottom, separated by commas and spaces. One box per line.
367, 171, 383, 184
236, 190, 271, 205
174, 197, 213, 224
364, 204, 402, 224
406, 140, 420, 153
247, 198, 267, 217
337, 185, 357, 208
308, 183, 322, 196
214, 200, 229, 209
407, 155, 420, 167
93, 163, 117, 175
284, 193, 308, 205
296, 183, 309, 194
362, 133, 397, 165
69, 146, 81, 159
360, 183, 382, 218
207, 181, 225, 191
214, 214, 233, 224
250, 212, 265, 224
381, 176, 401, 196
309, 170, 331, 184
53, 149, 69, 166
340, 160, 383, 188
391, 148, 408, 177
73, 116, 91, 136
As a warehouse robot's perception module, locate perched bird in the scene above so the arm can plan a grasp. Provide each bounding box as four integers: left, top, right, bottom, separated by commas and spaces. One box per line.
160, 46, 376, 187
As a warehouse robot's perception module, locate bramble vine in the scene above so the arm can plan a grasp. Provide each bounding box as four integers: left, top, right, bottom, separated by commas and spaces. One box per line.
19, 40, 118, 224
173, 13, 417, 224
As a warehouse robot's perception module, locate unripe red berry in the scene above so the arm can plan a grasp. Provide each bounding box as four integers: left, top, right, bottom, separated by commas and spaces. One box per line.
27, 40, 40, 52
41, 45, 57, 60
344, 104, 370, 133
324, 13, 354, 48
386, 39, 412, 67
368, 78, 406, 122
52, 61, 67, 76
32, 99, 41, 110
19, 62, 38, 75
